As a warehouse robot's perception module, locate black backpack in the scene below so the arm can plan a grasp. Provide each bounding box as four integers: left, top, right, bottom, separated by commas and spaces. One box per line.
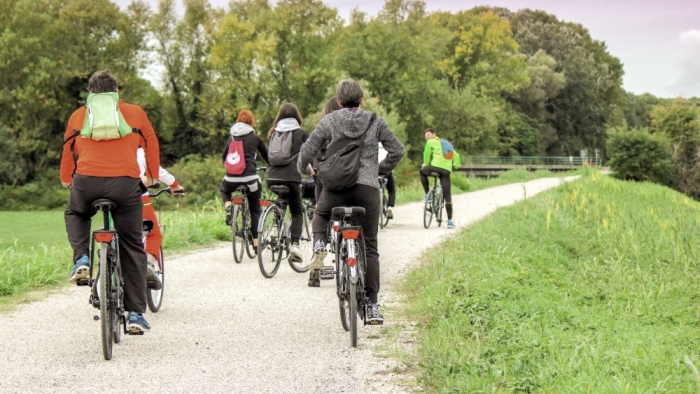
316, 114, 376, 191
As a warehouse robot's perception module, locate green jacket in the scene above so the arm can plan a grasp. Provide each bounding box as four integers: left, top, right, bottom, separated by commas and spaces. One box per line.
422, 137, 461, 173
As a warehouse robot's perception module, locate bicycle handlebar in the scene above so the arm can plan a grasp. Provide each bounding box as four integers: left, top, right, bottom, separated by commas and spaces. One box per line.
149, 188, 185, 198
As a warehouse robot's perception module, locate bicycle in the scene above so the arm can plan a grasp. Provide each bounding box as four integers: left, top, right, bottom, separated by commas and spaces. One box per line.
424, 172, 445, 229
318, 206, 376, 347
77, 198, 131, 360
230, 167, 266, 263
144, 186, 183, 312
378, 176, 390, 229
257, 184, 312, 278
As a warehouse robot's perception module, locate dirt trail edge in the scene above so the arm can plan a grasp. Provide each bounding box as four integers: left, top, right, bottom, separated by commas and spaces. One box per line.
0, 176, 576, 393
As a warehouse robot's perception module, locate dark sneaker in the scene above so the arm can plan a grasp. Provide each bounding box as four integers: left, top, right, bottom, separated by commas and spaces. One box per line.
225, 205, 233, 226
307, 270, 320, 287
367, 305, 384, 325
447, 220, 455, 229
69, 255, 90, 283
146, 254, 162, 290
127, 312, 151, 333
309, 239, 327, 271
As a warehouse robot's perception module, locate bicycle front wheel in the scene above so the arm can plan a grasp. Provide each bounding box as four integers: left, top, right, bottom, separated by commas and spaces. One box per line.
232, 204, 245, 263
99, 242, 114, 360
289, 206, 311, 273
423, 190, 434, 229
258, 206, 282, 278
245, 208, 257, 259
147, 246, 164, 312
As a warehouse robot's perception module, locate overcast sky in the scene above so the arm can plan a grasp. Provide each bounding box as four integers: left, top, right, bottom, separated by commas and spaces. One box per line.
116, 0, 700, 98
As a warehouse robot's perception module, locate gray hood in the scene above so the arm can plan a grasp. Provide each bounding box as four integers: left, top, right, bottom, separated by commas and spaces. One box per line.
327, 108, 375, 138
274, 118, 300, 133
230, 122, 255, 137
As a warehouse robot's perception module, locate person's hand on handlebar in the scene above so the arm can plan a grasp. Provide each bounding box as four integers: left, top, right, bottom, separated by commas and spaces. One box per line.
171, 184, 185, 195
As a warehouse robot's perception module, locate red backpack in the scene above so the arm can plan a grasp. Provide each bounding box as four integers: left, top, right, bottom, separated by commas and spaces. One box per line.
224, 139, 246, 175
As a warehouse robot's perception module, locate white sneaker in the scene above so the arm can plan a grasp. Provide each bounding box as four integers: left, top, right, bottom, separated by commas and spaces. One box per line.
387, 207, 393, 219
289, 243, 303, 263
309, 240, 327, 270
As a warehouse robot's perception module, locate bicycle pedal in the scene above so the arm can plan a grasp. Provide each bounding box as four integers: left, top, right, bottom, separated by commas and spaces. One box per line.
76, 279, 90, 286
319, 266, 334, 280
366, 320, 384, 326
127, 329, 144, 336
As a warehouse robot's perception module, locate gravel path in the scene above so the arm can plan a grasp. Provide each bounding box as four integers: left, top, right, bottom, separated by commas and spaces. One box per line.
0, 177, 575, 393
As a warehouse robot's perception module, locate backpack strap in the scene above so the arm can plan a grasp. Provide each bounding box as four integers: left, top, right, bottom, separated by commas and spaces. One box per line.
132, 128, 146, 147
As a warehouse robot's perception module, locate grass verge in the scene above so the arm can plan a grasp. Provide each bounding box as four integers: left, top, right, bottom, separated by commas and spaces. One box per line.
403, 172, 700, 392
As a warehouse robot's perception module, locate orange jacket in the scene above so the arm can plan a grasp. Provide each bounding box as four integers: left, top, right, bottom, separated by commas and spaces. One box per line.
60, 101, 160, 184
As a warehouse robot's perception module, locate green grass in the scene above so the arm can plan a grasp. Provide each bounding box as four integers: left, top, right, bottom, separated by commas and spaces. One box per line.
403, 172, 700, 392
0, 201, 230, 308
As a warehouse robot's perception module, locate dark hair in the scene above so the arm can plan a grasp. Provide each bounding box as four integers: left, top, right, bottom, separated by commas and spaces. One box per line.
237, 109, 256, 127
320, 96, 341, 117
336, 79, 363, 108
424, 128, 437, 136
87, 69, 118, 93
268, 103, 303, 138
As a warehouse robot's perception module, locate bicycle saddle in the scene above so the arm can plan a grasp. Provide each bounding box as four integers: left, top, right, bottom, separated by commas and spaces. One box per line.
430, 172, 441, 177
270, 185, 290, 195
331, 206, 365, 217
92, 199, 118, 210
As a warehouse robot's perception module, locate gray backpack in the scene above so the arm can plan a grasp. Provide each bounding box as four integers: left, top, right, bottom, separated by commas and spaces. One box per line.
268, 130, 296, 166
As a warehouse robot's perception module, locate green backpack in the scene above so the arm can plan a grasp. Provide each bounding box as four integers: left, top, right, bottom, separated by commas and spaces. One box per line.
81, 92, 132, 140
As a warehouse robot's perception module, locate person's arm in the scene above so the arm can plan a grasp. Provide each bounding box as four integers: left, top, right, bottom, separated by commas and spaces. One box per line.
297, 120, 330, 176
138, 107, 160, 181
222, 136, 231, 164
257, 136, 269, 164
60, 109, 84, 187
453, 150, 461, 169
377, 118, 405, 175
422, 141, 432, 167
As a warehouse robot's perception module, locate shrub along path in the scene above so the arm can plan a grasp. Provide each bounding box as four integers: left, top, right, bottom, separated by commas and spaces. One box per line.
0, 177, 574, 393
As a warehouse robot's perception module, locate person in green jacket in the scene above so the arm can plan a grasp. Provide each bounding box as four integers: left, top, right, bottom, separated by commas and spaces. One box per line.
420, 128, 461, 229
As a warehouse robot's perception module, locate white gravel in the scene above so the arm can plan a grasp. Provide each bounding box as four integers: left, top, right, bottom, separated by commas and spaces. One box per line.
0, 177, 575, 393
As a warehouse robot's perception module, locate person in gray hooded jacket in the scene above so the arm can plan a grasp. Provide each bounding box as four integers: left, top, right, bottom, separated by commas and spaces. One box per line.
297, 79, 405, 323
220, 110, 268, 247
266, 103, 309, 263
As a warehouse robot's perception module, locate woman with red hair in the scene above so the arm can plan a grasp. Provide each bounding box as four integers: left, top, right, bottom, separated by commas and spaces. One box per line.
220, 110, 269, 247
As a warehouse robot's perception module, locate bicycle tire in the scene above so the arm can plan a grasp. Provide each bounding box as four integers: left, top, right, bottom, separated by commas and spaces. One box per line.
147, 246, 164, 312
245, 207, 257, 259
423, 189, 434, 229
232, 204, 245, 264
99, 242, 113, 360
349, 275, 358, 347
381, 189, 390, 228
113, 256, 123, 343
379, 190, 386, 229
289, 205, 311, 273
337, 237, 350, 331
436, 189, 443, 226
258, 206, 282, 278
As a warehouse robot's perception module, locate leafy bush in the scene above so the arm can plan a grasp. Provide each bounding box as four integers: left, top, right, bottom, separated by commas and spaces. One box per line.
0, 168, 69, 210
607, 128, 673, 186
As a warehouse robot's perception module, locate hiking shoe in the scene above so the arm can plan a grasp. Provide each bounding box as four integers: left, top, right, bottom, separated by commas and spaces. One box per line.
309, 240, 327, 271
308, 270, 320, 287
422, 193, 432, 203
69, 255, 90, 283
127, 312, 151, 333
447, 220, 455, 229
387, 206, 394, 219
289, 243, 303, 263
367, 305, 384, 325
146, 254, 162, 290
225, 205, 233, 226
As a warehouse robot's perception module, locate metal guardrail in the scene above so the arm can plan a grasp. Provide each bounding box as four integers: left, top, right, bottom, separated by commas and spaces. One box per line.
462, 156, 602, 166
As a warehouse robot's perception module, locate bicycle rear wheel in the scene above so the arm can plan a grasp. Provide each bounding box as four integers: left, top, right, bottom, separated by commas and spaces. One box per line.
99, 242, 114, 360
147, 246, 164, 312
232, 204, 245, 263
349, 275, 358, 347
245, 208, 257, 259
258, 206, 282, 278
423, 189, 434, 229
337, 240, 350, 331
289, 206, 311, 273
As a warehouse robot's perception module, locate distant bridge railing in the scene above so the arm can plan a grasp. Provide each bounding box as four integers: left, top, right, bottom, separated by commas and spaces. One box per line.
456, 156, 602, 176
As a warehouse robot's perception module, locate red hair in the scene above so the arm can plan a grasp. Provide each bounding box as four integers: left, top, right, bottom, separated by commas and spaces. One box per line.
237, 109, 256, 127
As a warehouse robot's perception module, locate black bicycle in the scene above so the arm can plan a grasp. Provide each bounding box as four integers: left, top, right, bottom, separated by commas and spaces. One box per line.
77, 199, 130, 360
230, 167, 266, 263
257, 184, 312, 278
378, 176, 390, 229
319, 206, 374, 347
424, 172, 445, 228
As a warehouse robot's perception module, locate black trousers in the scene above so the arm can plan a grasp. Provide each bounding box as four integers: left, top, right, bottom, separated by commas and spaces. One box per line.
220, 179, 262, 238
267, 180, 303, 243
313, 184, 380, 303
65, 175, 147, 313
385, 172, 396, 207
420, 166, 453, 220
